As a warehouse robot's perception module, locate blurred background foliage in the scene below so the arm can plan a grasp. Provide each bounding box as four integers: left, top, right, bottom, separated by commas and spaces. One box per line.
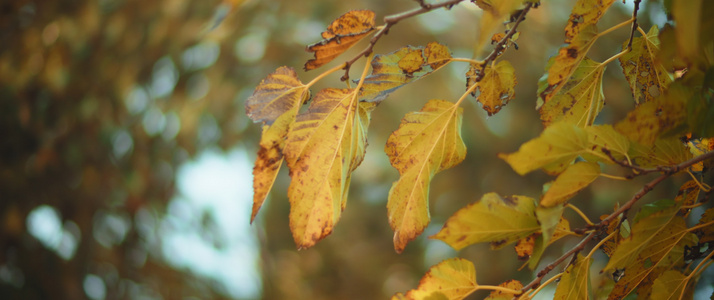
1, 0, 708, 299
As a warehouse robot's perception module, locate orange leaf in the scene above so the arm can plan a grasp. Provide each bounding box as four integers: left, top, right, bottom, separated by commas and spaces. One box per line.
304, 10, 376, 70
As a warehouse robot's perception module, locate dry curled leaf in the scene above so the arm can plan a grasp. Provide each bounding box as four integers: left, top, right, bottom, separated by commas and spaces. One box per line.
468, 60, 517, 116
304, 10, 376, 70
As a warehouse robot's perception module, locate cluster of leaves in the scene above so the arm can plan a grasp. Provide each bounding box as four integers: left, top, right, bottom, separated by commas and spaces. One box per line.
246, 0, 714, 298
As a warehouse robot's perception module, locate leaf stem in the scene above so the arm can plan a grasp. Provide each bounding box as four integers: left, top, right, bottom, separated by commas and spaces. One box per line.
450, 57, 484, 65
586, 231, 615, 259
686, 169, 712, 192
599, 173, 628, 181
567, 204, 594, 226
306, 62, 349, 88
476, 284, 521, 295
596, 18, 634, 39
524, 273, 562, 299
686, 220, 714, 233
600, 49, 630, 67
691, 250, 714, 278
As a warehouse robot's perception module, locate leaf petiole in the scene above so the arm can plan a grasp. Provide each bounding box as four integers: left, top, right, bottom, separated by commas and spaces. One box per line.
599, 173, 628, 181
525, 273, 562, 299
586, 231, 616, 259
596, 18, 634, 39
306, 62, 349, 88
567, 204, 594, 226
476, 284, 521, 295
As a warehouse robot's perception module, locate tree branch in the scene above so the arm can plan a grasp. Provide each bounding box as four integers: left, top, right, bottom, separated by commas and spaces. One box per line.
340, 0, 466, 81
626, 0, 641, 49
519, 150, 714, 297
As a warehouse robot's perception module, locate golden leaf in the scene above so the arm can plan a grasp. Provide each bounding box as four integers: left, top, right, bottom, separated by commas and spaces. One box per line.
360, 42, 452, 103
629, 138, 692, 169
650, 270, 689, 300
554, 254, 592, 300
618, 25, 672, 105
386, 99, 466, 253
499, 122, 589, 175
563, 0, 614, 43
469, 60, 517, 116
485, 280, 523, 300
432, 193, 539, 251
245, 66, 310, 223
583, 124, 631, 162
515, 233, 536, 260
539, 57, 605, 127
540, 162, 600, 207
614, 84, 687, 146
403, 258, 478, 300
304, 10, 376, 70
675, 180, 700, 217
283, 88, 374, 249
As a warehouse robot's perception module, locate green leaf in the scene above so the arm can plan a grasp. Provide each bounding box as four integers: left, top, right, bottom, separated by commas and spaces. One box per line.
554, 254, 592, 300
359, 42, 452, 103
245, 66, 310, 223
431, 193, 539, 250
469, 60, 517, 116
404, 258, 478, 300
540, 162, 600, 207
283, 88, 374, 249
538, 57, 606, 127
618, 25, 672, 105
499, 122, 589, 175
386, 99, 466, 253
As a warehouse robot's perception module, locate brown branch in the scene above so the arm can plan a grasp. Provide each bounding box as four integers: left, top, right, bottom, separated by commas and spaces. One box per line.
340, 0, 466, 81
626, 0, 641, 49
519, 150, 714, 296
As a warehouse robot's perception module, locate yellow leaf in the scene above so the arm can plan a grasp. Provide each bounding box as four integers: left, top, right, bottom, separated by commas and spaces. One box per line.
386, 99, 466, 253
614, 84, 687, 146
514, 233, 536, 260
485, 280, 523, 300
563, 0, 614, 43
583, 124, 631, 162
538, 25, 598, 108
404, 258, 478, 300
618, 25, 672, 105
554, 254, 592, 300
540, 162, 600, 207
360, 42, 452, 103
526, 216, 572, 270
304, 10, 376, 70
629, 138, 692, 169
536, 204, 564, 247
604, 200, 698, 299
499, 122, 589, 175
431, 193, 539, 251
650, 270, 689, 300
245, 66, 310, 223
283, 88, 374, 249
469, 60, 517, 116
695, 207, 714, 243
675, 180, 700, 217
687, 137, 714, 172
539, 57, 605, 127
473, 0, 523, 55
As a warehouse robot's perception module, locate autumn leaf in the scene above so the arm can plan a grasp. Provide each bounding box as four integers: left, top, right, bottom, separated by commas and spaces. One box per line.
650, 270, 689, 300
536, 204, 564, 248
304, 10, 376, 70
431, 193, 539, 251
538, 57, 605, 127
695, 207, 714, 243
554, 254, 592, 300
687, 137, 714, 172
386, 99, 466, 253
629, 138, 692, 169
583, 124, 631, 162
618, 25, 672, 105
499, 122, 589, 175
604, 200, 698, 299
360, 42, 452, 103
245, 66, 310, 223
514, 233, 536, 260
540, 162, 600, 207
526, 217, 572, 270
674, 180, 700, 217
402, 258, 478, 300
283, 88, 374, 249
473, 0, 523, 55
484, 280, 523, 300
468, 60, 517, 116
615, 83, 688, 145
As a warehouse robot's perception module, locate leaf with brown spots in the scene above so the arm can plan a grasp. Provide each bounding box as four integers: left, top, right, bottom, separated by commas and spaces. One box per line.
629, 138, 692, 169
538, 57, 606, 127
583, 124, 631, 162
484, 280, 523, 300
468, 60, 517, 116
540, 162, 600, 207
674, 180, 700, 217
431, 193, 539, 251
554, 254, 592, 300
515, 233, 536, 260
695, 207, 714, 243
359, 42, 452, 103
386, 99, 466, 253
499, 122, 589, 175
304, 10, 376, 70
283, 88, 375, 249
245, 66, 310, 223
563, 0, 614, 43
618, 25, 672, 105
401, 258, 478, 300
614, 83, 688, 145
650, 270, 690, 300
473, 0, 523, 55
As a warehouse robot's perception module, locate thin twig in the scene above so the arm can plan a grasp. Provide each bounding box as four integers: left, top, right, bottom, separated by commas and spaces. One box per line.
626, 0, 642, 49
340, 0, 466, 81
